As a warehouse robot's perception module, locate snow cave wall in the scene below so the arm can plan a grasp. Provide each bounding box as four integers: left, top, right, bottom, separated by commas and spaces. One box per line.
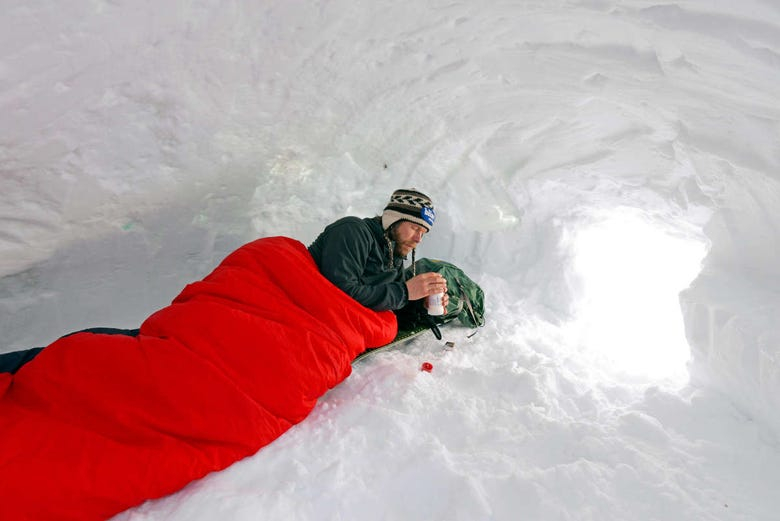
2, 1, 780, 433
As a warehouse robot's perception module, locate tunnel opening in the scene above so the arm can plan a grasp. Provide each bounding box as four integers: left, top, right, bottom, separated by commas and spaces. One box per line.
566, 207, 708, 386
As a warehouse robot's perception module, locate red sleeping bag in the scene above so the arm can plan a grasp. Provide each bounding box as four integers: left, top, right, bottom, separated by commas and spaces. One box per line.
0, 236, 397, 521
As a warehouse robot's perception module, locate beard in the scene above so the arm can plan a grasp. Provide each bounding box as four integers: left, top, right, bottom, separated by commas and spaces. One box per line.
390, 227, 415, 257
394, 242, 414, 257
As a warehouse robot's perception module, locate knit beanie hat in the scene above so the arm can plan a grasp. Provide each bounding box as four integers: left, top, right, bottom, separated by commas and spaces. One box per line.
381, 188, 435, 232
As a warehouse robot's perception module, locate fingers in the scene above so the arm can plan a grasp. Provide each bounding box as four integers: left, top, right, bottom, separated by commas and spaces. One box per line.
405, 273, 448, 301
424, 291, 449, 310
421, 273, 447, 295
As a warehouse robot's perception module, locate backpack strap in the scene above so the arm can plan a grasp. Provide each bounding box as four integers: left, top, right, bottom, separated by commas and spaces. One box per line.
456, 280, 484, 327
423, 315, 442, 340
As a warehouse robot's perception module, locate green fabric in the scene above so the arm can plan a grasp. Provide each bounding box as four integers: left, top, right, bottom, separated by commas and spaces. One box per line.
308, 216, 409, 311
409, 258, 486, 328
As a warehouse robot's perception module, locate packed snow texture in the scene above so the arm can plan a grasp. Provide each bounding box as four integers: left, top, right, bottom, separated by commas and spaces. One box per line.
2, 1, 780, 519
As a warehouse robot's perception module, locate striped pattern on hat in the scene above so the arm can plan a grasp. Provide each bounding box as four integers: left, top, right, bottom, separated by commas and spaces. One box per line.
381, 189, 435, 232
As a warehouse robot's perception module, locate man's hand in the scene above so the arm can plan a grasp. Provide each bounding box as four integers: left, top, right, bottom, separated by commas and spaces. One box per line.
405, 272, 447, 301
425, 290, 450, 311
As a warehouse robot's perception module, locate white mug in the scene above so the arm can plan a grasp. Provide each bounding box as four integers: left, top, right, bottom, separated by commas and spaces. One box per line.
427, 293, 445, 316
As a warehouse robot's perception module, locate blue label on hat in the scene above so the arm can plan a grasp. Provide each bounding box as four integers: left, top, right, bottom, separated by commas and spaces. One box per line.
421, 206, 435, 226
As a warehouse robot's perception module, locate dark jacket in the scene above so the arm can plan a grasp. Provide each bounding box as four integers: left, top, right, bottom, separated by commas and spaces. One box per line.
308, 216, 409, 311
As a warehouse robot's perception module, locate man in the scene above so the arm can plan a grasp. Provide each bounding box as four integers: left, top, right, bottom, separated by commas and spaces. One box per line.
308, 188, 448, 314
0, 189, 444, 374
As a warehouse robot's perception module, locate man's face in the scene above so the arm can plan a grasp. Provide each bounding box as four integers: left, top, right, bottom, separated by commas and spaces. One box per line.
392, 221, 427, 257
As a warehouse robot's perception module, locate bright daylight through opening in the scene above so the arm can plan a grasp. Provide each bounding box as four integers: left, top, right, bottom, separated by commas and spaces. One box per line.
569, 208, 708, 386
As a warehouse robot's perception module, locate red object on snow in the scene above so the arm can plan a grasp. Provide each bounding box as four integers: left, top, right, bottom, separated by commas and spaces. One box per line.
0, 237, 396, 521
421, 362, 433, 372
